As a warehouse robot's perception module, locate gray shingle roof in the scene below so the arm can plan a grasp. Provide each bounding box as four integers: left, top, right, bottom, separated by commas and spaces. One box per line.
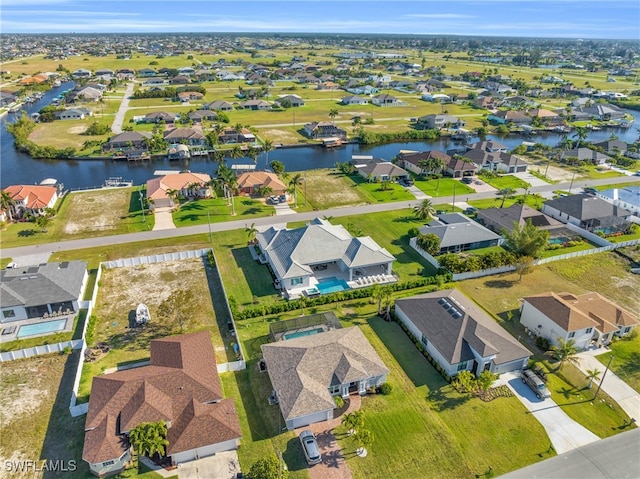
256, 218, 395, 279
543, 194, 631, 221
261, 327, 389, 422
419, 213, 501, 248
396, 289, 531, 366
0, 261, 87, 308
477, 204, 562, 232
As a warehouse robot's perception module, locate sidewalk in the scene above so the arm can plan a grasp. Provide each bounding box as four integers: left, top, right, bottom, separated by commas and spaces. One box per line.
575, 349, 640, 420
111, 82, 135, 134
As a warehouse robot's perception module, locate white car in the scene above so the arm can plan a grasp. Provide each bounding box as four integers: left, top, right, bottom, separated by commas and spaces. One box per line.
299, 430, 322, 465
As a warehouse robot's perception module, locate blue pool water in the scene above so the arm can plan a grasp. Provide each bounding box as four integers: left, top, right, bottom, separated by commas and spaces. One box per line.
284, 327, 324, 340
548, 236, 571, 245
316, 277, 350, 294
17, 319, 67, 338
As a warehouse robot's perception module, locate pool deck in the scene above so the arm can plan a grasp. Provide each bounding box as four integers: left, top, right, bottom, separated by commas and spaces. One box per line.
0, 313, 76, 343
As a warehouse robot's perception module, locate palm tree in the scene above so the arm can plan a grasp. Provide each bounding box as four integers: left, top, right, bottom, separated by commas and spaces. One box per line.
545, 338, 579, 370
245, 222, 258, 244
585, 368, 601, 389
573, 126, 588, 148
1, 190, 15, 222
496, 187, 515, 208
129, 421, 169, 463
270, 160, 285, 176
229, 144, 244, 160
329, 108, 339, 124
354, 428, 374, 456
246, 147, 259, 164
211, 149, 225, 163
413, 199, 436, 220
341, 410, 364, 435
261, 139, 274, 166
289, 173, 303, 207
166, 188, 181, 209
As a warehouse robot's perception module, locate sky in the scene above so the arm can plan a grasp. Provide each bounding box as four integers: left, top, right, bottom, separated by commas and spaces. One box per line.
1, 0, 639, 40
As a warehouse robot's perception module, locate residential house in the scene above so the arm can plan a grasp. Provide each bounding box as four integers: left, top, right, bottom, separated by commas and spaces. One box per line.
468, 140, 507, 153
477, 204, 563, 233
146, 172, 211, 209
317, 81, 340, 91
144, 111, 176, 124
421, 93, 451, 103
396, 150, 450, 176
163, 128, 207, 147
170, 75, 190, 85
371, 94, 406, 107
541, 193, 632, 233
274, 95, 305, 108
474, 96, 495, 110
500, 96, 538, 109
529, 108, 564, 126
562, 147, 612, 165
261, 326, 389, 430
0, 91, 18, 107
442, 155, 478, 178
240, 99, 272, 110
136, 68, 156, 77
583, 103, 626, 121
0, 261, 88, 342
142, 78, 168, 87
177, 66, 196, 75
82, 331, 242, 477
255, 217, 396, 298
346, 84, 378, 95
520, 292, 639, 350
187, 110, 218, 122
303, 121, 347, 140
177, 91, 204, 102
592, 139, 629, 157
487, 110, 532, 125
203, 100, 234, 111
395, 289, 531, 377
2, 185, 58, 219
72, 68, 92, 79
55, 107, 93, 120
352, 158, 410, 182
417, 213, 503, 254
94, 69, 114, 78
237, 171, 287, 196
102, 131, 151, 158
418, 114, 465, 130
68, 86, 102, 103
341, 95, 369, 105
595, 186, 640, 216
217, 127, 255, 144
462, 146, 528, 174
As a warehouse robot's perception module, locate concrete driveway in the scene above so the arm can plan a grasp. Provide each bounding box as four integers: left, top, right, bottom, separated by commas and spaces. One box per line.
405, 184, 429, 200
152, 207, 176, 230
512, 171, 550, 188
274, 201, 296, 216
176, 450, 241, 479
576, 349, 640, 420
498, 372, 599, 454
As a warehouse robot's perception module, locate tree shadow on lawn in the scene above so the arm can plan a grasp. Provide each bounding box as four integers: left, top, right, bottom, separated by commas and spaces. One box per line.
18, 229, 37, 237
240, 207, 266, 216
282, 436, 309, 473
427, 387, 471, 412
42, 351, 92, 478
231, 247, 277, 300
127, 189, 143, 214
484, 279, 517, 289
392, 215, 422, 224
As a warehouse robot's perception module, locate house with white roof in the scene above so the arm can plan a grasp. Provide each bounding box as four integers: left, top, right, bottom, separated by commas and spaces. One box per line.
255, 218, 396, 299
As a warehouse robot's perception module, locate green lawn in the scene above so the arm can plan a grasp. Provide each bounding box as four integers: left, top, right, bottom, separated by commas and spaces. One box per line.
172, 196, 273, 227
468, 194, 545, 210
348, 174, 415, 203
596, 334, 640, 393
606, 230, 640, 243
478, 174, 530, 190
539, 241, 597, 259
337, 317, 553, 479
413, 177, 475, 197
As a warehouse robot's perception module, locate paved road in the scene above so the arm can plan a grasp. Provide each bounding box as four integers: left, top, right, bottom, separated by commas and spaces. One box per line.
500, 428, 640, 479
110, 82, 135, 134
576, 349, 640, 420
2, 175, 639, 259
497, 373, 600, 454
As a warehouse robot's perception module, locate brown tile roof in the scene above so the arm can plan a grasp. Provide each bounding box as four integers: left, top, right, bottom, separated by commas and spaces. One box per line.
83, 332, 239, 465
523, 293, 597, 332
3, 185, 57, 209
261, 327, 389, 422
146, 172, 211, 201
563, 292, 638, 332
237, 171, 287, 193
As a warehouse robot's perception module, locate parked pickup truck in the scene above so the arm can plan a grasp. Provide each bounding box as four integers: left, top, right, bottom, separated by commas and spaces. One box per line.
521, 369, 551, 399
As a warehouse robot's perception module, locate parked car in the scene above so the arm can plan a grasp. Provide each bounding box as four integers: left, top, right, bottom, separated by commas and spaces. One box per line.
400, 178, 414, 186
299, 430, 322, 465
278, 194, 287, 203
461, 177, 473, 184
268, 195, 280, 204
521, 369, 551, 399
464, 207, 477, 215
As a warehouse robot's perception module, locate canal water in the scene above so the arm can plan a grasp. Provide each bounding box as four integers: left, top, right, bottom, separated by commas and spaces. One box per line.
1, 83, 638, 190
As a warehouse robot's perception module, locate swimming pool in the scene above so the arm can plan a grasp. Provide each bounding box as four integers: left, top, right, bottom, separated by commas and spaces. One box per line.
284, 327, 324, 340
17, 319, 67, 338
316, 277, 350, 294
548, 236, 571, 245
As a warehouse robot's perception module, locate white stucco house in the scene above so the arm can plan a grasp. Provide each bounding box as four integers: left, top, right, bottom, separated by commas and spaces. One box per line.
520, 291, 639, 350
395, 289, 531, 377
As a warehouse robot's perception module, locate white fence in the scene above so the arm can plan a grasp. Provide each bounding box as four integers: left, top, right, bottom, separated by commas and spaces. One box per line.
102, 249, 210, 268
0, 339, 83, 362
217, 360, 246, 373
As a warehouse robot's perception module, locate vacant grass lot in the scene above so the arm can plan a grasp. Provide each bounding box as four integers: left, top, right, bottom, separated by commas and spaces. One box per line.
302, 169, 370, 209
478, 174, 531, 190
27, 117, 113, 152
77, 258, 231, 403
349, 174, 415, 203
413, 176, 475, 197
596, 334, 640, 393
1, 187, 152, 249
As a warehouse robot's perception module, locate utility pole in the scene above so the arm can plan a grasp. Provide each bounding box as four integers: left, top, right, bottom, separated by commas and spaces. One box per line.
594, 355, 613, 400
452, 182, 456, 211
568, 169, 576, 194
207, 210, 213, 244
139, 191, 145, 223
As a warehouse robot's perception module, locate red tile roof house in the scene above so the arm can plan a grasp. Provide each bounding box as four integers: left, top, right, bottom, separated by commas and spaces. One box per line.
2, 185, 58, 219
520, 292, 639, 350
237, 171, 288, 196
82, 331, 242, 477
146, 172, 212, 210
